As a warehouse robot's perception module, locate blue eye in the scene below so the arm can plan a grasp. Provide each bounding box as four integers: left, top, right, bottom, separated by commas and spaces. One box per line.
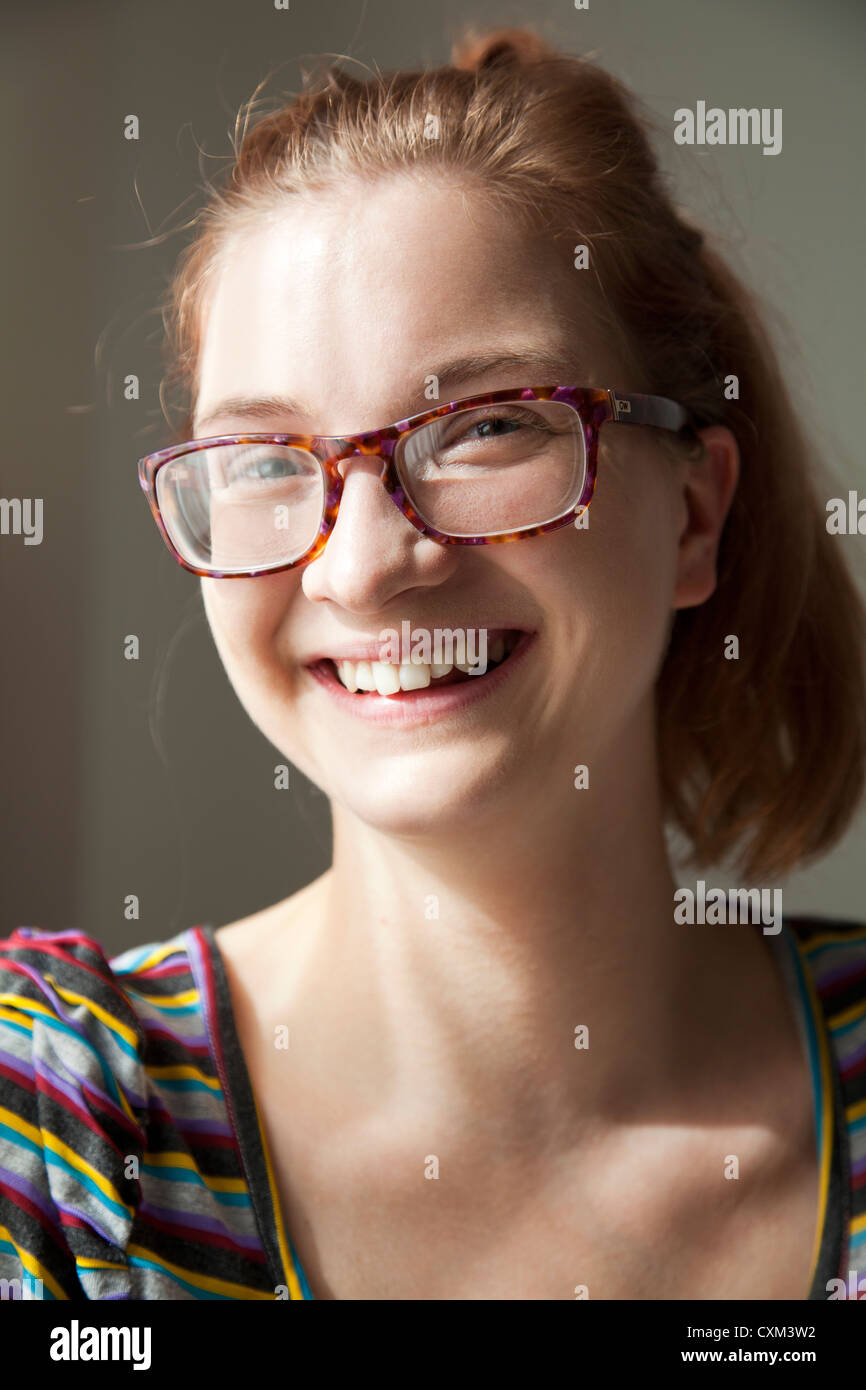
222, 452, 309, 488
235, 454, 295, 480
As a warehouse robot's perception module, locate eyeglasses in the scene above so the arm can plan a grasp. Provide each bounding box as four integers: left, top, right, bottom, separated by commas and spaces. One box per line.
138, 386, 695, 578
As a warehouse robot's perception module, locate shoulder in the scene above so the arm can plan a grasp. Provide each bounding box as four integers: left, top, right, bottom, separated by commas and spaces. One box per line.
1, 926, 150, 1051
0, 926, 202, 1090
0, 925, 197, 1299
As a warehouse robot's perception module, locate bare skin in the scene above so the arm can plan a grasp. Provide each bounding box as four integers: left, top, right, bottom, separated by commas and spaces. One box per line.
195, 175, 820, 1300
214, 877, 819, 1301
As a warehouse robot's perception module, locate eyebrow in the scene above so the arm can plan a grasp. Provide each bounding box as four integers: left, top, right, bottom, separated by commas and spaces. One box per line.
193, 346, 587, 435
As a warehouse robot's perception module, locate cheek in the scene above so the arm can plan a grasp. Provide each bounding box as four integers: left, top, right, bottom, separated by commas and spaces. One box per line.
201, 575, 298, 684
579, 491, 681, 718
520, 469, 679, 724
583, 440, 680, 626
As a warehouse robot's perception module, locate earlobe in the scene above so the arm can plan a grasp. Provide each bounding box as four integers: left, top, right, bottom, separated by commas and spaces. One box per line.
672, 425, 740, 611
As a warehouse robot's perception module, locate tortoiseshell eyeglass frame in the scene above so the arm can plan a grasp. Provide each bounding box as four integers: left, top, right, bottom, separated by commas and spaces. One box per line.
138, 385, 697, 579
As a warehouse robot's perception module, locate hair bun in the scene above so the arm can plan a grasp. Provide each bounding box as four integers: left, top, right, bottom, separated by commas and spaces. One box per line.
450, 26, 558, 73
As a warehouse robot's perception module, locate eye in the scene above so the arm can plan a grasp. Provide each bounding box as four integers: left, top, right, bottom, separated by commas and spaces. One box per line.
468, 414, 522, 438
225, 452, 300, 483
441, 407, 552, 447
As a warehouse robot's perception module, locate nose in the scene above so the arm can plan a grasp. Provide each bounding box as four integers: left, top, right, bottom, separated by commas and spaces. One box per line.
335, 445, 388, 483
300, 448, 453, 610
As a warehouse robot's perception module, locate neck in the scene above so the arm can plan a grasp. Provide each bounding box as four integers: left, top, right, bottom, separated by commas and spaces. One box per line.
277, 703, 778, 1157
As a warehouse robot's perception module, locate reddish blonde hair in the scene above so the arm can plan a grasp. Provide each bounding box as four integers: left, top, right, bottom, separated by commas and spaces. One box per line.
159, 24, 866, 879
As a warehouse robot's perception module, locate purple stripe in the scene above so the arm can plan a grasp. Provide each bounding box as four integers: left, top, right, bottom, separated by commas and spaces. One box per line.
11, 929, 85, 942
31, 1053, 106, 1117
1, 1132, 127, 1249
58, 1199, 124, 1249
139, 1018, 209, 1048
137, 1199, 261, 1249
834, 1035, 866, 1076
164, 1113, 234, 1138
0, 1165, 64, 1230
31, 1050, 138, 1125
144, 1090, 228, 1124
135, 959, 189, 977
808, 956, 866, 992
2, 964, 148, 1109
0, 1044, 35, 1082
7, 959, 98, 1040
1, 1023, 144, 1132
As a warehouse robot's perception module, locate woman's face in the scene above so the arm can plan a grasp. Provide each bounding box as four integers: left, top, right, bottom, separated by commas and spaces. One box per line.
194, 175, 716, 836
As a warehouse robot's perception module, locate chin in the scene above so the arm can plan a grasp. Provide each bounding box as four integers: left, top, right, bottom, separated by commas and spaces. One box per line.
329, 756, 505, 838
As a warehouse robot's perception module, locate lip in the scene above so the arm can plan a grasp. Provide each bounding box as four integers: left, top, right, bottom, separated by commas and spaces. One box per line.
303, 629, 537, 727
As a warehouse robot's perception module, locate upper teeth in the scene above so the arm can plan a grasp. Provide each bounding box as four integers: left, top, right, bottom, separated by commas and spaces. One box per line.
334, 633, 515, 694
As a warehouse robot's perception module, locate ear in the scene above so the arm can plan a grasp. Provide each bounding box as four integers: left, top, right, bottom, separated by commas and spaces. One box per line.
672, 425, 740, 610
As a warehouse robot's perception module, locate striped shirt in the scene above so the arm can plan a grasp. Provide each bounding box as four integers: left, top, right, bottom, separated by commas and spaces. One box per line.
0, 916, 864, 1300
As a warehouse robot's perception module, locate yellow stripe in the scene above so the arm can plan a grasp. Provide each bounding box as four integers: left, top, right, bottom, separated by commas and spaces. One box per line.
76, 1257, 128, 1271
124, 988, 201, 1010
799, 925, 866, 951
251, 1089, 304, 1300
0, 993, 61, 1023
0, 1104, 47, 1148
127, 942, 187, 972
146, 1064, 221, 1089
0, 1107, 134, 1216
0, 1223, 68, 1300
142, 1150, 248, 1192
847, 1097, 866, 1124
0, 1003, 35, 1029
852, 1211, 866, 1237
45, 1133, 134, 1215
115, 1087, 138, 1127
827, 997, 866, 1030
0, 990, 136, 1058
0, 989, 140, 1128
126, 1243, 276, 1299
790, 935, 835, 1290
40, 976, 139, 1050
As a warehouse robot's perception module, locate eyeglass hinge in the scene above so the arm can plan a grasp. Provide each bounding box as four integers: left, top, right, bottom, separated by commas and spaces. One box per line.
609, 391, 632, 421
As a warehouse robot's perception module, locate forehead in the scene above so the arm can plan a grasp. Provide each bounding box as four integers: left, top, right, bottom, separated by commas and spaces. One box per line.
194, 175, 614, 432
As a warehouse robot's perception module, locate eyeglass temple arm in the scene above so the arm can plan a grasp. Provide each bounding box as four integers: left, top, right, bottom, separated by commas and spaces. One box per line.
607, 391, 695, 434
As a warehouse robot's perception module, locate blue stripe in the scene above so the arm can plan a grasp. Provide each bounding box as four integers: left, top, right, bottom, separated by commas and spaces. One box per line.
779, 925, 824, 1163
139, 1163, 251, 1205
827, 1009, 866, 1038
23, 1011, 136, 1108
146, 1076, 224, 1096
110, 939, 186, 974
797, 936, 866, 960
43, 1151, 131, 1221
289, 1236, 315, 1299
0, 1240, 58, 1298
119, 996, 203, 1018
126, 1252, 237, 1299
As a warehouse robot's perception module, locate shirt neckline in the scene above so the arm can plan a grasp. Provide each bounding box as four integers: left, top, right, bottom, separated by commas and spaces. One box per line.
770, 922, 848, 1299
194, 918, 846, 1302
194, 923, 313, 1299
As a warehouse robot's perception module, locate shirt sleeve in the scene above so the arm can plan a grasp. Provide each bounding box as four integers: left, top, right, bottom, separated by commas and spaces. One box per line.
0, 927, 147, 1300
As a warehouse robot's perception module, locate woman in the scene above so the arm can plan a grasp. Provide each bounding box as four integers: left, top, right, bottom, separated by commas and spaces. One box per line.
2, 26, 865, 1302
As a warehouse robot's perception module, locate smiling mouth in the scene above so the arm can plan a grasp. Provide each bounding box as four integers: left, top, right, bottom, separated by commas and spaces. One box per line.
313, 629, 524, 697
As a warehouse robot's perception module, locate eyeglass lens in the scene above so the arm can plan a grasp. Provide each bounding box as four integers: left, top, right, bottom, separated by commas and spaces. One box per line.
154, 399, 587, 574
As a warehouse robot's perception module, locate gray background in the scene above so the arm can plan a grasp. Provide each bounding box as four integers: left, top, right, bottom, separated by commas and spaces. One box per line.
2, 0, 864, 956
